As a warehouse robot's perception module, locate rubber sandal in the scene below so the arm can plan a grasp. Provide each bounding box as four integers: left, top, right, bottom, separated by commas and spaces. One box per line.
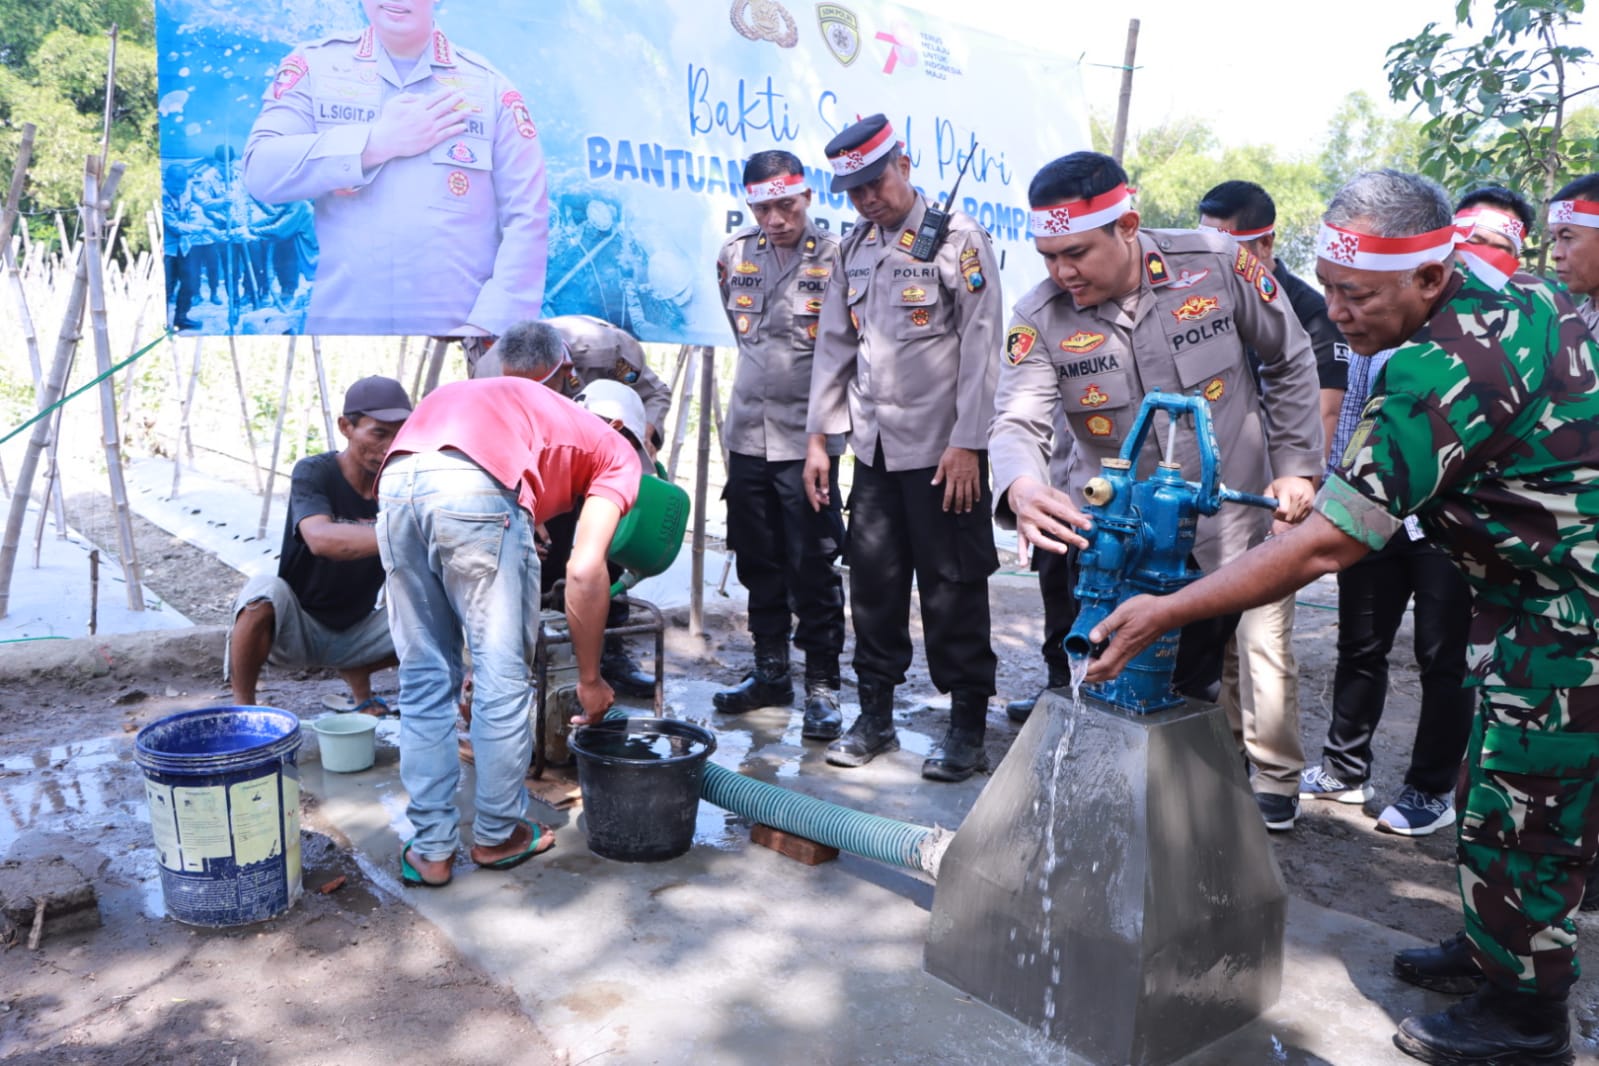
399, 841, 452, 888
351, 696, 396, 718
471, 819, 555, 870
321, 693, 357, 712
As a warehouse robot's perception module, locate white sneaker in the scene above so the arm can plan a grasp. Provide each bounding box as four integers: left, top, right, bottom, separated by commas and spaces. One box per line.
1299, 765, 1375, 804
1377, 786, 1456, 836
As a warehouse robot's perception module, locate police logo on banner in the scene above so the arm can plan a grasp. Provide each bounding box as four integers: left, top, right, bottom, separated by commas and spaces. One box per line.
817, 3, 861, 65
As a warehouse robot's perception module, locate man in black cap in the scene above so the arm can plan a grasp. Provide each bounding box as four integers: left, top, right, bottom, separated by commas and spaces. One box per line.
804, 114, 1004, 782
226, 375, 412, 713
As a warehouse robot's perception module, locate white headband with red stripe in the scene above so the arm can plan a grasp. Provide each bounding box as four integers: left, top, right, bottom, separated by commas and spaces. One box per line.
828, 122, 897, 178
1454, 205, 1525, 254
1315, 222, 1458, 271
1549, 199, 1599, 229
746, 172, 809, 204
1029, 185, 1132, 237
1198, 223, 1274, 241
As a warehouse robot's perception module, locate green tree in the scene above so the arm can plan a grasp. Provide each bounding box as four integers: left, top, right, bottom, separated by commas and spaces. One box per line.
0, 1, 157, 255
1318, 91, 1425, 195
1115, 117, 1328, 277
1386, 0, 1596, 213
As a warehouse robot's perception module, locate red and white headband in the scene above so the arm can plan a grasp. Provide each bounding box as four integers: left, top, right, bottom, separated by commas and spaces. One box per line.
1198, 223, 1274, 241
1315, 222, 1457, 271
1453, 206, 1525, 255
746, 172, 809, 204
1549, 199, 1599, 229
828, 122, 897, 178
1029, 185, 1132, 237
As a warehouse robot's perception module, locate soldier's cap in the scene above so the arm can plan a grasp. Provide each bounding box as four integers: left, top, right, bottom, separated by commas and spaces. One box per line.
825, 114, 899, 193
575, 379, 647, 450
342, 376, 413, 422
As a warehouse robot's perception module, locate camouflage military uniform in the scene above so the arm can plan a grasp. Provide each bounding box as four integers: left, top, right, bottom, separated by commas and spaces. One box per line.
1316, 265, 1599, 997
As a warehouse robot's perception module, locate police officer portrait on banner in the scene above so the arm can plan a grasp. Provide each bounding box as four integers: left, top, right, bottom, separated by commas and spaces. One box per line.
711, 149, 848, 741
243, 0, 548, 336
1083, 169, 1599, 1066
988, 153, 1323, 831
806, 113, 1004, 784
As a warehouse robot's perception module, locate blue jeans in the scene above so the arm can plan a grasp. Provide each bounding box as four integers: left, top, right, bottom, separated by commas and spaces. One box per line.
377, 450, 540, 860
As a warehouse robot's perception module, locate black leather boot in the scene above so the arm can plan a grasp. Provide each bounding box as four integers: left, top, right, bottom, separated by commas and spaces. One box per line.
1393, 931, 1483, 995
825, 678, 898, 767
1005, 665, 1071, 723
1394, 982, 1572, 1065
713, 635, 793, 714
924, 691, 992, 782
800, 656, 843, 741
601, 637, 656, 699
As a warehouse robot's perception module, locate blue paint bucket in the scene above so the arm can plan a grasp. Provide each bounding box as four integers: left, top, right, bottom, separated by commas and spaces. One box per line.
134, 706, 303, 927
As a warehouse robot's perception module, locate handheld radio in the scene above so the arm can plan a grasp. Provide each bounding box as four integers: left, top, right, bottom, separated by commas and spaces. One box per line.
908, 138, 978, 262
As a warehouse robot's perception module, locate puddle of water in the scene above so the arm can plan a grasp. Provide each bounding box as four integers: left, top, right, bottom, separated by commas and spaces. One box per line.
0, 734, 174, 919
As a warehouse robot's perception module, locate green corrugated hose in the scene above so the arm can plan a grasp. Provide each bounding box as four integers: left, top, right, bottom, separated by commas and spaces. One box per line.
601, 708, 948, 876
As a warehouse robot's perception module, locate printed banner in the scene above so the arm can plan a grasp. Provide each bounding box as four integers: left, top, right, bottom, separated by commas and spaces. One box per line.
156, 0, 1090, 342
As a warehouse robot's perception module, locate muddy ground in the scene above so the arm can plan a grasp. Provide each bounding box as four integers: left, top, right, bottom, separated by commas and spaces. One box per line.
3, 498, 1598, 1063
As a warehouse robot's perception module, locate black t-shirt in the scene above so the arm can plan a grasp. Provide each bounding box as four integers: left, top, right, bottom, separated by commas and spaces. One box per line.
277, 451, 384, 631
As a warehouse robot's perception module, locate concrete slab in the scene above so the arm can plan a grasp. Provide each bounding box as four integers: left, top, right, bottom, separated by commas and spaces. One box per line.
0, 492, 190, 641
292, 680, 1432, 1065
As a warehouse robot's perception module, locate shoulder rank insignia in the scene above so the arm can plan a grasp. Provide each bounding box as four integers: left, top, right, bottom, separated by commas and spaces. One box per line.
1233, 247, 1262, 280
1059, 330, 1106, 354
899, 229, 916, 250
1145, 251, 1169, 287
804, 236, 817, 252
1005, 325, 1038, 365
756, 234, 769, 249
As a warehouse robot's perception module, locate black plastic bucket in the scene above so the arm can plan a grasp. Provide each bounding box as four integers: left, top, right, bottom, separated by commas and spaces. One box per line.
134, 706, 303, 926
568, 717, 716, 862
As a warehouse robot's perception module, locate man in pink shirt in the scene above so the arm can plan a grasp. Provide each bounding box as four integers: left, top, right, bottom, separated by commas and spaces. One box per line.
377, 322, 641, 887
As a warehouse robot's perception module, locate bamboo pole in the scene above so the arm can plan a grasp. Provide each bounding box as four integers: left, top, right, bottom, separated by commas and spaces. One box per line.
257, 335, 297, 541
83, 156, 143, 610
689, 346, 713, 637
420, 337, 448, 396
171, 336, 203, 497
310, 335, 335, 449
666, 346, 698, 482
1110, 19, 1141, 165
227, 334, 265, 492
0, 140, 120, 618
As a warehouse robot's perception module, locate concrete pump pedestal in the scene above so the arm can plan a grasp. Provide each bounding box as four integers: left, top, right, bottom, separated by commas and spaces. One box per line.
925, 689, 1286, 1066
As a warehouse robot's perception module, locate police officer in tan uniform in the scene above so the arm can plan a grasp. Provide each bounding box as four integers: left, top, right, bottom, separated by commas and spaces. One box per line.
711, 151, 849, 739
990, 152, 1323, 826
805, 115, 1003, 782
244, 4, 547, 336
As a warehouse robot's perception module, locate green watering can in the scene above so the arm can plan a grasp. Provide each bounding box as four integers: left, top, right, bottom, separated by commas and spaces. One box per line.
607, 466, 690, 594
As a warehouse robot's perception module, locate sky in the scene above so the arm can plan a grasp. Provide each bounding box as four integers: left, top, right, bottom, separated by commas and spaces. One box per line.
914, 0, 1599, 158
